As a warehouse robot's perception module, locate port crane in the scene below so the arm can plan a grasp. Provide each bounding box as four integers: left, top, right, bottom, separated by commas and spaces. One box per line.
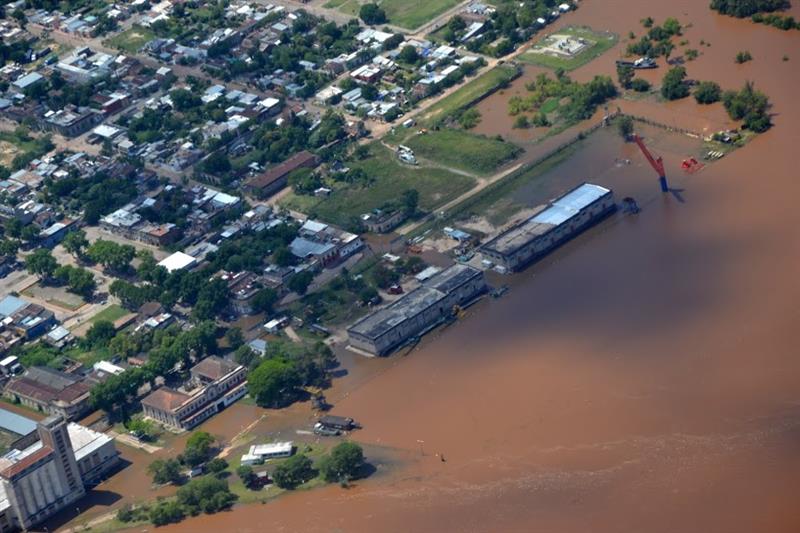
632, 134, 669, 192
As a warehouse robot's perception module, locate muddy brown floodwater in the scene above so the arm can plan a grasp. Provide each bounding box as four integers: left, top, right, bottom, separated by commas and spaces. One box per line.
118, 1, 800, 532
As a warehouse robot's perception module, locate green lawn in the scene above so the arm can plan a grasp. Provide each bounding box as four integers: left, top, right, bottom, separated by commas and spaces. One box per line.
90, 304, 129, 324
519, 26, 618, 71
281, 145, 475, 227
405, 129, 522, 175
420, 65, 521, 127
381, 0, 461, 30
104, 26, 156, 53
326, 0, 460, 29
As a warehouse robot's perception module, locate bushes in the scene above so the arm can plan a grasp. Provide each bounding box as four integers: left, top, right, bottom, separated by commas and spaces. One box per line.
660, 66, 690, 100
735, 50, 753, 63
630, 78, 651, 92
694, 81, 722, 104
176, 476, 237, 515
722, 81, 772, 132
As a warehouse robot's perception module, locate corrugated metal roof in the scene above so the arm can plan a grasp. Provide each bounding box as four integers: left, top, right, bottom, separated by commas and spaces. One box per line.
0, 296, 27, 318
0, 408, 37, 436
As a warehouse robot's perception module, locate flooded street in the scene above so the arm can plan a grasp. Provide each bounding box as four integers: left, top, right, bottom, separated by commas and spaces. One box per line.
123, 1, 800, 532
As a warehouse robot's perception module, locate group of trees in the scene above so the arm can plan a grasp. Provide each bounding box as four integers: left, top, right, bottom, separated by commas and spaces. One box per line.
508, 71, 617, 124
710, 0, 789, 17
148, 432, 219, 485
141, 475, 236, 526
24, 249, 97, 299
616, 65, 651, 93
723, 81, 772, 132
90, 322, 219, 417
243, 339, 335, 408
271, 441, 365, 490
627, 17, 682, 61
358, 3, 387, 25
43, 168, 138, 224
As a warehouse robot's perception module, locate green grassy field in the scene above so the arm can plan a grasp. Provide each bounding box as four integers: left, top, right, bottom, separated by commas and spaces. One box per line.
90, 304, 129, 324
104, 26, 156, 53
282, 144, 475, 227
420, 65, 520, 127
405, 129, 522, 175
325, 0, 460, 29
519, 26, 618, 71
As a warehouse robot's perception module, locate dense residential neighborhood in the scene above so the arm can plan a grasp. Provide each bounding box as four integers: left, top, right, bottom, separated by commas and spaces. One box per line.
5, 0, 767, 529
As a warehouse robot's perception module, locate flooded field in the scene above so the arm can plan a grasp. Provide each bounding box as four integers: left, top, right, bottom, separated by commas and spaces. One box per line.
101, 0, 800, 531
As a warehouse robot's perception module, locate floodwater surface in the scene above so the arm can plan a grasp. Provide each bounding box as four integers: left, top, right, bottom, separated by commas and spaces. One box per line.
128, 1, 800, 531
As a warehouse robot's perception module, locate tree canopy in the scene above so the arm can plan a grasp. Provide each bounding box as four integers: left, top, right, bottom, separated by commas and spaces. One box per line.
359, 3, 387, 25
272, 453, 315, 489
319, 441, 365, 482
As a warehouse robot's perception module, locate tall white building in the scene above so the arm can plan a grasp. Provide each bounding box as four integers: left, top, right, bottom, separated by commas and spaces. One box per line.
0, 415, 119, 532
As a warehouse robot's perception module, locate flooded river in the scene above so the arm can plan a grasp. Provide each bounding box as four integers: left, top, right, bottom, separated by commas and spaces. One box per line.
117, 1, 800, 531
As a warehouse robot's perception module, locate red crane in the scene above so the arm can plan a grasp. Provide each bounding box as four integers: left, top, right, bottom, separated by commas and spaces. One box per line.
632, 134, 669, 192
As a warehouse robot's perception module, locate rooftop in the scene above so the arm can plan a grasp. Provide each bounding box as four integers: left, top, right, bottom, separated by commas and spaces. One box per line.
0, 408, 37, 436
483, 183, 612, 256
141, 387, 191, 413
191, 356, 240, 382
158, 251, 197, 273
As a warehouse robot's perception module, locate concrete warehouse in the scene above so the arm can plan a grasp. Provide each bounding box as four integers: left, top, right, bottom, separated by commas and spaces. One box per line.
347, 264, 486, 356
481, 183, 616, 272
0, 415, 119, 532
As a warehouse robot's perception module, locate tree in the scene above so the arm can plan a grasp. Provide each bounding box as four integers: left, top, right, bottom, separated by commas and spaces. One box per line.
85, 320, 116, 348
735, 50, 753, 64
176, 476, 236, 515
694, 81, 722, 104
87, 239, 136, 273
205, 457, 228, 476
616, 64, 634, 89
272, 454, 315, 489
234, 345, 260, 369
225, 327, 244, 349
148, 458, 183, 485
630, 78, 651, 92
62, 229, 89, 258
359, 3, 387, 25
149, 500, 185, 526
398, 45, 419, 64
183, 431, 216, 467
25, 249, 58, 280
251, 287, 278, 314
319, 441, 365, 483
55, 265, 96, 298
618, 116, 634, 140
660, 66, 690, 100
402, 189, 419, 217
513, 115, 530, 129
237, 465, 258, 489
202, 151, 232, 174
247, 358, 301, 408
288, 271, 314, 296
722, 81, 772, 132
0, 239, 19, 258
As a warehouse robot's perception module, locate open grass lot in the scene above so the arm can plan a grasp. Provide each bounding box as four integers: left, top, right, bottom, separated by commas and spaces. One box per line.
325, 0, 460, 29
104, 26, 156, 53
380, 0, 461, 30
282, 144, 475, 227
89, 303, 129, 324
519, 26, 618, 71
420, 65, 521, 126
405, 129, 522, 175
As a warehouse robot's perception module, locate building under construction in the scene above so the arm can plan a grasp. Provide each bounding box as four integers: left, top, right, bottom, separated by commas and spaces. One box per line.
481, 183, 615, 272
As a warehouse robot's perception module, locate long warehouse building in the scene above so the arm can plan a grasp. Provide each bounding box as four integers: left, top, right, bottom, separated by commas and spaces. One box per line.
481, 183, 615, 272
348, 264, 486, 356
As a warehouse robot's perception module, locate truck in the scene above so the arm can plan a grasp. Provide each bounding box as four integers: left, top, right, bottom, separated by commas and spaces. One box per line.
318, 415, 358, 432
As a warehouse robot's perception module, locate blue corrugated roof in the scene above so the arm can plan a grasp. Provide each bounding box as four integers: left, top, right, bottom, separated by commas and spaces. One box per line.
0, 408, 37, 436
0, 295, 27, 318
